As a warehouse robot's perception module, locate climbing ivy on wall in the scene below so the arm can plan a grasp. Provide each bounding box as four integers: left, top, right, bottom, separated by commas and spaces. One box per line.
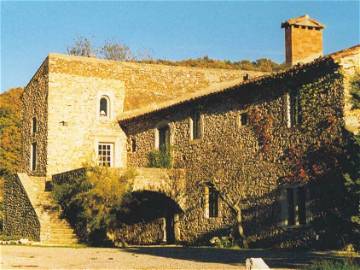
349, 72, 360, 109
249, 106, 274, 154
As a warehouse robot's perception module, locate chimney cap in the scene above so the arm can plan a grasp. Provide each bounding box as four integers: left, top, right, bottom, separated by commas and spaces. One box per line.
281, 14, 325, 29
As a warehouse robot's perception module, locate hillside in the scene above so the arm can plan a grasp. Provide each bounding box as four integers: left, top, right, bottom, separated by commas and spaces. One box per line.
140, 57, 288, 72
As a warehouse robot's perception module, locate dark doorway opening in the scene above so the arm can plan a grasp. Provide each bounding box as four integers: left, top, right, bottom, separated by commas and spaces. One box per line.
115, 191, 182, 244
166, 214, 175, 244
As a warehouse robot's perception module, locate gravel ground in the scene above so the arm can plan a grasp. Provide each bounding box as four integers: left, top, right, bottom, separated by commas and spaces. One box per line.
1, 245, 358, 270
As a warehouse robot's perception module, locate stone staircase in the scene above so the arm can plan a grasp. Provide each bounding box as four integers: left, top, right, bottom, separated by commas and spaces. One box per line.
18, 173, 80, 246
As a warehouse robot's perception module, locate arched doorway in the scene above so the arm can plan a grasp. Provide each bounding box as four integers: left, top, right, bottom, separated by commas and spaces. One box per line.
115, 191, 182, 244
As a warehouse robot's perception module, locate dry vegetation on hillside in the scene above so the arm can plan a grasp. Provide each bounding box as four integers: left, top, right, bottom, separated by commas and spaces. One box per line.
67, 37, 288, 72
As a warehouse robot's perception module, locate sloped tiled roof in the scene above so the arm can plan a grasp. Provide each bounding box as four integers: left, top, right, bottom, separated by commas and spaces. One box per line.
281, 14, 325, 29
119, 44, 359, 123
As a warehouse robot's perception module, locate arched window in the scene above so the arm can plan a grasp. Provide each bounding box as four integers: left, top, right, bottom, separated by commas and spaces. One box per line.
99, 96, 110, 118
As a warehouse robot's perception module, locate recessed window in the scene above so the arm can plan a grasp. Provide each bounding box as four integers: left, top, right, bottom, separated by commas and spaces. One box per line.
204, 184, 219, 218
190, 112, 202, 140
158, 125, 170, 152
209, 186, 219, 218
131, 138, 136, 152
285, 91, 301, 128
99, 96, 110, 118
286, 186, 307, 226
31, 142, 37, 171
240, 112, 249, 127
32, 117, 37, 134
98, 143, 113, 167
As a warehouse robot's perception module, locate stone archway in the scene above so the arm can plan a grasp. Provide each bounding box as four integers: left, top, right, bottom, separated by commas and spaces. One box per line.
112, 167, 186, 244
130, 167, 186, 210
117, 190, 182, 244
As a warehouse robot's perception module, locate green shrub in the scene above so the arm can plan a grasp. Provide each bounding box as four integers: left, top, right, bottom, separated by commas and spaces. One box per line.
52, 166, 135, 246
349, 72, 360, 110
305, 260, 359, 270
148, 146, 172, 168
0, 234, 24, 241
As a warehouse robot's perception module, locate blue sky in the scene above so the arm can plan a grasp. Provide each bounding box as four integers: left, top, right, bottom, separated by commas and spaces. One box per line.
1, 1, 359, 92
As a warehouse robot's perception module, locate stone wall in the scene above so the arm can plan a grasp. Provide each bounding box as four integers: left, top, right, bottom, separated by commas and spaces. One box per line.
3, 174, 40, 241
113, 219, 164, 245
46, 70, 126, 176
122, 58, 347, 247
48, 54, 264, 111
335, 51, 360, 134
285, 26, 323, 65
22, 60, 49, 176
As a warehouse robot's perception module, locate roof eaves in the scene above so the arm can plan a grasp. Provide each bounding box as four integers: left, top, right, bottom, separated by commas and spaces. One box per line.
118, 45, 359, 124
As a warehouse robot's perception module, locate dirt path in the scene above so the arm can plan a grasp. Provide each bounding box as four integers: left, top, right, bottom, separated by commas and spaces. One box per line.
1, 245, 358, 269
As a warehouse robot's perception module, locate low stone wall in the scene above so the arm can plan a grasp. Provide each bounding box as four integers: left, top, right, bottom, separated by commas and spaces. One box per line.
52, 168, 86, 185
114, 218, 164, 245
3, 174, 40, 241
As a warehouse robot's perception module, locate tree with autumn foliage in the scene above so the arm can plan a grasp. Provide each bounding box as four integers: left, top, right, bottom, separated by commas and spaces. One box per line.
0, 88, 23, 175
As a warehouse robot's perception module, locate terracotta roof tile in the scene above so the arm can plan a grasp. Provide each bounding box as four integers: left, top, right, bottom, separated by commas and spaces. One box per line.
119, 44, 359, 123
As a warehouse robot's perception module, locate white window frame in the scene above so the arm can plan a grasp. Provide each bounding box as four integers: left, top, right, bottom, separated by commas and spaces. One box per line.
189, 112, 204, 141
285, 92, 291, 128
99, 96, 111, 119
285, 91, 301, 128
154, 121, 173, 150
97, 142, 114, 167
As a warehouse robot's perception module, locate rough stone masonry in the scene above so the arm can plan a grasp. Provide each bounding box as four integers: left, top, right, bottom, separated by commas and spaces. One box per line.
4, 15, 360, 247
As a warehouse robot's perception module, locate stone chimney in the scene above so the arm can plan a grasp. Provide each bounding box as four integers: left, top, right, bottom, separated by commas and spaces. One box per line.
281, 15, 325, 65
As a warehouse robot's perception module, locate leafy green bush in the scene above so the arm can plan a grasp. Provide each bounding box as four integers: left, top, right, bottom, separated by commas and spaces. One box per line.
0, 234, 23, 241
52, 166, 135, 246
148, 146, 173, 168
305, 260, 359, 270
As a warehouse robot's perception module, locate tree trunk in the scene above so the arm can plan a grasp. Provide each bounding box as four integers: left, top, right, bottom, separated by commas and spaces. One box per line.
234, 205, 248, 248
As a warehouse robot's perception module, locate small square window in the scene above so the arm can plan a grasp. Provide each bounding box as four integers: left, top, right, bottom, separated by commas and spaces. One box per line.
131, 138, 136, 152
240, 112, 249, 127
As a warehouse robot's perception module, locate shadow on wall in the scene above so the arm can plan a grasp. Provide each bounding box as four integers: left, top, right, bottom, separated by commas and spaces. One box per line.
121, 246, 359, 269
192, 185, 317, 249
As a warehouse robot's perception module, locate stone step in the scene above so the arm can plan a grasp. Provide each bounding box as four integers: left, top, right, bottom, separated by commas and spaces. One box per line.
41, 240, 80, 246
21, 174, 81, 246
43, 229, 75, 235
41, 234, 77, 240
48, 222, 72, 228
45, 234, 78, 240
48, 219, 71, 225
43, 238, 79, 243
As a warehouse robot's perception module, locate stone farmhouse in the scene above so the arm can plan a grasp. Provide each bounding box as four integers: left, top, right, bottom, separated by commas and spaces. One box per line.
4, 15, 360, 247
